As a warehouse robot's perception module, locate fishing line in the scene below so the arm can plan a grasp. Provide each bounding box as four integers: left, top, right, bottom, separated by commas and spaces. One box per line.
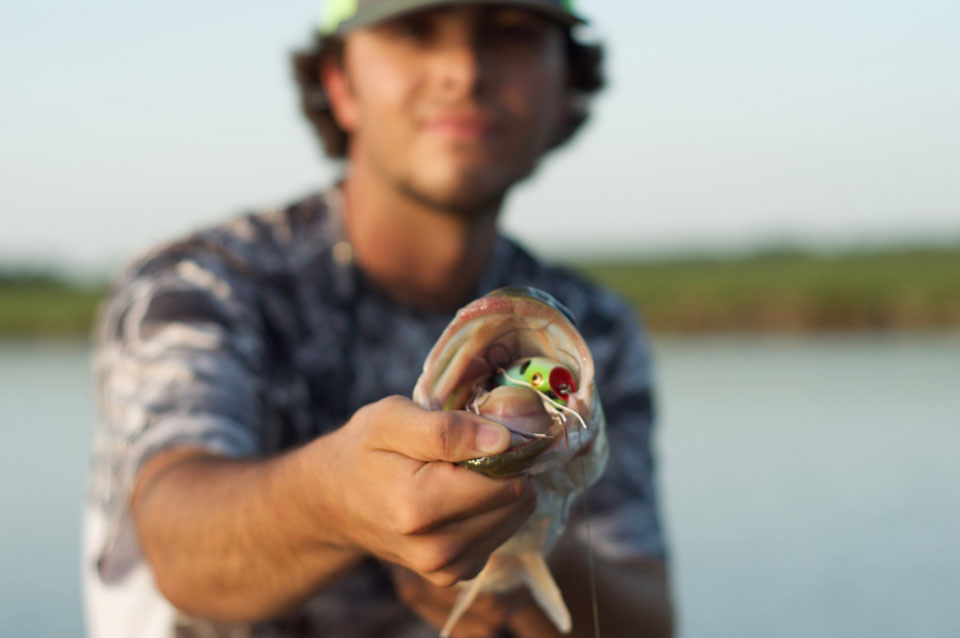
578, 441, 602, 638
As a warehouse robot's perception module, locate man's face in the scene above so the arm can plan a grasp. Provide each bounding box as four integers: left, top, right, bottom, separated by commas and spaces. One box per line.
325, 6, 569, 214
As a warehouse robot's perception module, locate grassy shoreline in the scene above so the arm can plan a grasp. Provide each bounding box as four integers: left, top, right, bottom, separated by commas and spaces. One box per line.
3, 246, 959, 337
576, 246, 960, 334
0, 273, 103, 338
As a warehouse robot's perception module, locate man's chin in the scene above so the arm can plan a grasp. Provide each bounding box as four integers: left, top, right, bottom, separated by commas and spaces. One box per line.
397, 175, 511, 219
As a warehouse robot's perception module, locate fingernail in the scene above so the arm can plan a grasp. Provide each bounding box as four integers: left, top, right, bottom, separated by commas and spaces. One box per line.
477, 423, 508, 454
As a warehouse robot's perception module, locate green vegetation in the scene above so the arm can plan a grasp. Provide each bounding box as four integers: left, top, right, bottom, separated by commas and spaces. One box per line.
3, 245, 959, 337
576, 246, 960, 333
0, 272, 104, 337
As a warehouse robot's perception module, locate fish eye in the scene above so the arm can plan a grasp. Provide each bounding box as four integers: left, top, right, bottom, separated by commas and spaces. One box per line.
531, 372, 543, 386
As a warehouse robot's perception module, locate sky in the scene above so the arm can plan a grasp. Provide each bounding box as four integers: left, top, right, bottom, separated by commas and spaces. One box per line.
1, 0, 958, 275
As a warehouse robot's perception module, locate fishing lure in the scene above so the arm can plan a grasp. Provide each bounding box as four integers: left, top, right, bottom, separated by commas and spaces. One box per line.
495, 356, 578, 405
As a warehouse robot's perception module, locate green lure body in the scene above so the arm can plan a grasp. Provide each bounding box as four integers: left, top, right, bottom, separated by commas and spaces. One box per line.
495, 356, 577, 406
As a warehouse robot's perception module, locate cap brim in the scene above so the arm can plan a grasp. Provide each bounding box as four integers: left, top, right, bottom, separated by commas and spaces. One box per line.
335, 0, 586, 35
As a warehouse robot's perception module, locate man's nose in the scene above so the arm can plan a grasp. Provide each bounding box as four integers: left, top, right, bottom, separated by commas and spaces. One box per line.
433, 36, 486, 98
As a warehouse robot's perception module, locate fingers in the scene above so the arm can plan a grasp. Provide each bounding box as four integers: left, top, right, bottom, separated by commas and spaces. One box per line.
391, 566, 511, 636
346, 395, 540, 599
368, 396, 511, 463
391, 566, 460, 624
410, 486, 538, 587
395, 464, 531, 534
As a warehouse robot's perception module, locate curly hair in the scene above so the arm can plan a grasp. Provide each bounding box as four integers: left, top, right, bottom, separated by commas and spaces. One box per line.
291, 30, 605, 159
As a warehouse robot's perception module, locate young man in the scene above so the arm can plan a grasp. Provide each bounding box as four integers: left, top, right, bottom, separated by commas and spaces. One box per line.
85, 1, 673, 636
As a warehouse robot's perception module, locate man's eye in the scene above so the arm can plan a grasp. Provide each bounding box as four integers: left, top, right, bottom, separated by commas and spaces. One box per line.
484, 18, 551, 45
390, 18, 433, 41
490, 24, 535, 40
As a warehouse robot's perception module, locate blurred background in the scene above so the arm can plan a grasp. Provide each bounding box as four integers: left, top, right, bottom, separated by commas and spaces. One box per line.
1, 0, 958, 636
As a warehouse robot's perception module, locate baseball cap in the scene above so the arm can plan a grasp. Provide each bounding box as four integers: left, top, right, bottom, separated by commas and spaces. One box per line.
321, 0, 586, 36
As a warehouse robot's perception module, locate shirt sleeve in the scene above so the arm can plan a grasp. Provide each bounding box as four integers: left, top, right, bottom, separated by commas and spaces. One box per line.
569, 290, 667, 561
88, 246, 269, 582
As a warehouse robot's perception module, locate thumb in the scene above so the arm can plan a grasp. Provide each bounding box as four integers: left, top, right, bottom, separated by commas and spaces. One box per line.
369, 396, 511, 463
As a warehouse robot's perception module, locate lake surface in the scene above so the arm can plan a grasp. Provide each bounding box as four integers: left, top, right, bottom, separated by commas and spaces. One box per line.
0, 335, 958, 637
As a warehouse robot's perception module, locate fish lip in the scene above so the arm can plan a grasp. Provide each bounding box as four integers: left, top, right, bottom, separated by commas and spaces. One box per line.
488, 286, 577, 326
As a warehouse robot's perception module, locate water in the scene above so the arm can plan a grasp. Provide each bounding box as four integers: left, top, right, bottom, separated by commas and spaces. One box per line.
0, 340, 92, 637
653, 335, 960, 638
0, 335, 958, 637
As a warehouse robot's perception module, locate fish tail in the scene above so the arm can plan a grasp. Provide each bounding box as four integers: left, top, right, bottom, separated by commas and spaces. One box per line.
520, 551, 572, 634
439, 564, 490, 638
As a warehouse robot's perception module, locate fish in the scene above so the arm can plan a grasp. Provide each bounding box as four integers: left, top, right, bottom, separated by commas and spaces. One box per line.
412, 286, 609, 636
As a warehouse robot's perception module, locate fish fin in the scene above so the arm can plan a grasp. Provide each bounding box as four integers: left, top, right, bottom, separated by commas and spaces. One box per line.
520, 552, 571, 634
439, 565, 490, 638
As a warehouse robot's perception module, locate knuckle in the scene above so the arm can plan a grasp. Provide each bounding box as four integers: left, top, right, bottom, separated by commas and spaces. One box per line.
388, 487, 431, 536
354, 401, 386, 441
371, 395, 400, 418
392, 504, 429, 536
424, 569, 460, 588
371, 395, 402, 423
351, 402, 375, 431
412, 541, 458, 575
381, 394, 407, 410
428, 415, 457, 460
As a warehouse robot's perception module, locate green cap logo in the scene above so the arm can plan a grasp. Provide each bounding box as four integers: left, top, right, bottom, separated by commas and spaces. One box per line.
321, 0, 359, 35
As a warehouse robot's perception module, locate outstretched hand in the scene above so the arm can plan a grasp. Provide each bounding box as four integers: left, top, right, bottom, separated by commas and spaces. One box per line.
319, 395, 537, 586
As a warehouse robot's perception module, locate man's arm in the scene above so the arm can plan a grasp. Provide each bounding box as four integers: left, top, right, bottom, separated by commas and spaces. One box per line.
132, 396, 535, 622
132, 446, 361, 621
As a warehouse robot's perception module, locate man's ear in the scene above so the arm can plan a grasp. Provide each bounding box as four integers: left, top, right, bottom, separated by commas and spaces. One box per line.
321, 51, 359, 133
548, 84, 578, 150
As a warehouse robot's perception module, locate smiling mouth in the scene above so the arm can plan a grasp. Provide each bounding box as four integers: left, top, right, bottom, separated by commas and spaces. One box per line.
421, 115, 497, 139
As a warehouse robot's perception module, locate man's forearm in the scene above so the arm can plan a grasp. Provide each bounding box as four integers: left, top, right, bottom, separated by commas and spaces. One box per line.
132, 444, 363, 622
130, 397, 523, 624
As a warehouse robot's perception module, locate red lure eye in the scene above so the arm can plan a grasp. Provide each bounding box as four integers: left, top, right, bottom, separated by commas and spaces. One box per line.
549, 366, 577, 400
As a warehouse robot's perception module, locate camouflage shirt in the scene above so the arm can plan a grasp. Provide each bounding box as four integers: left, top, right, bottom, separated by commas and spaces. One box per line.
85, 187, 665, 638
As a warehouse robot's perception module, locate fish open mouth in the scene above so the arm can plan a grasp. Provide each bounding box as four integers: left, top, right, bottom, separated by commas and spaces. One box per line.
413, 287, 597, 477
